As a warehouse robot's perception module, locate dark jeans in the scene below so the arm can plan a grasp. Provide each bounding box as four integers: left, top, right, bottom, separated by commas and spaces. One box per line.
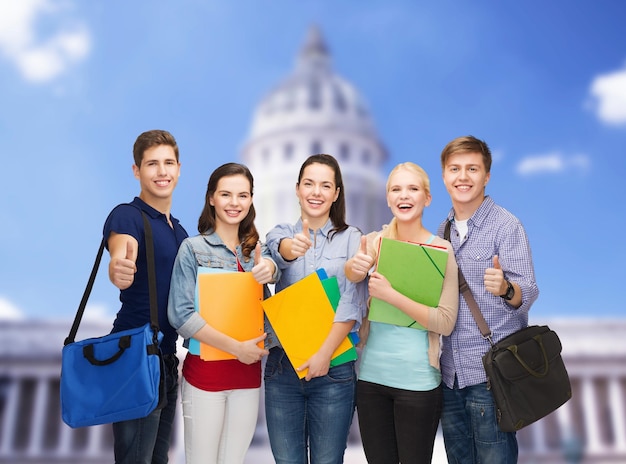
441, 381, 518, 464
356, 380, 442, 464
113, 354, 179, 464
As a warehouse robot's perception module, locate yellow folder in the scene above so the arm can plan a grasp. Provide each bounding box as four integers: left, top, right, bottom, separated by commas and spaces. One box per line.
194, 269, 264, 361
262, 271, 355, 378
369, 237, 448, 330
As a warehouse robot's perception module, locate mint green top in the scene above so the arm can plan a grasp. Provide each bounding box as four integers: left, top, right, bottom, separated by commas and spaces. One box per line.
358, 234, 441, 391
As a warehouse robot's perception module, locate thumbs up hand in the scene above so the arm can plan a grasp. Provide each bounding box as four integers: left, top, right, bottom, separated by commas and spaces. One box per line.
349, 235, 375, 280
251, 241, 274, 284
109, 238, 137, 290
291, 218, 313, 258
484, 255, 507, 297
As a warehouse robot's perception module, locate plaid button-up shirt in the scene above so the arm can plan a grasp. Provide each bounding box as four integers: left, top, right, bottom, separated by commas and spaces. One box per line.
437, 196, 539, 389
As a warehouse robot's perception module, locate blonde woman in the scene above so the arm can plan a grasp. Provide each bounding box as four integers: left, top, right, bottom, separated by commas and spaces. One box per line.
345, 162, 459, 464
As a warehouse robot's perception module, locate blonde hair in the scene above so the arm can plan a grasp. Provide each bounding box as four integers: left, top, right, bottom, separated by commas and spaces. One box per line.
381, 162, 431, 239
386, 162, 431, 196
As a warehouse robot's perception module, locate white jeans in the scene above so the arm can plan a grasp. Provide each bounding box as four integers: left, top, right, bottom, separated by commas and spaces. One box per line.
181, 378, 260, 464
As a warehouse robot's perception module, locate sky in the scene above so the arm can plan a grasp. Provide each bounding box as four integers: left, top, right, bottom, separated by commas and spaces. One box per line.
1, 0, 625, 324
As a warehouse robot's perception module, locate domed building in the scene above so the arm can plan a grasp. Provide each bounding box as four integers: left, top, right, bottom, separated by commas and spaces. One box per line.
240, 26, 391, 237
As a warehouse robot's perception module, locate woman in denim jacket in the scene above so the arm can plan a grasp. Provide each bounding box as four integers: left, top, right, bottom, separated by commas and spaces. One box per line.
264, 154, 367, 464
168, 163, 278, 464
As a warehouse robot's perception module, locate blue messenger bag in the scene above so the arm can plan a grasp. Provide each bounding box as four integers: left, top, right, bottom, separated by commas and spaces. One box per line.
61, 210, 166, 428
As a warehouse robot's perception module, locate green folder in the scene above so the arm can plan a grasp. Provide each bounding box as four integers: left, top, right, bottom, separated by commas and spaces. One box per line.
319, 274, 358, 366
368, 237, 448, 330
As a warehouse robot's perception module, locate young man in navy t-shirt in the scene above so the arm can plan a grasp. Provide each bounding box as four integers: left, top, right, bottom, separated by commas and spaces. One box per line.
104, 129, 188, 464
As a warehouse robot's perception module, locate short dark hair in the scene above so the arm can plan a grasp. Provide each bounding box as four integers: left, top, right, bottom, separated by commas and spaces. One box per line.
133, 130, 179, 167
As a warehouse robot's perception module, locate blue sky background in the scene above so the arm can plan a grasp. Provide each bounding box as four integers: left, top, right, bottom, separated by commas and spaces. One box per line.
1, 1, 625, 323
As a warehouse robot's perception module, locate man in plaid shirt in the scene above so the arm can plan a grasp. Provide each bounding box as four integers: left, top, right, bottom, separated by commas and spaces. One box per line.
437, 135, 539, 464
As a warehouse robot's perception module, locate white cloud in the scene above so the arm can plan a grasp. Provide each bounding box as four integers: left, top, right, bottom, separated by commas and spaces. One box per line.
82, 303, 115, 324
589, 65, 626, 126
516, 151, 590, 176
0, 0, 90, 83
0, 297, 24, 320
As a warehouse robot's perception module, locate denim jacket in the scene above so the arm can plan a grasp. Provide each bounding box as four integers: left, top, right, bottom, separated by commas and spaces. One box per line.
167, 232, 279, 348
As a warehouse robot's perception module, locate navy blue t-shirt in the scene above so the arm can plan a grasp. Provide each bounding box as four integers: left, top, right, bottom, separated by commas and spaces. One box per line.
103, 197, 188, 354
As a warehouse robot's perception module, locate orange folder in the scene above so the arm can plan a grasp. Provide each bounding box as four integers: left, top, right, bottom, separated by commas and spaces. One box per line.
196, 269, 264, 361
261, 272, 354, 378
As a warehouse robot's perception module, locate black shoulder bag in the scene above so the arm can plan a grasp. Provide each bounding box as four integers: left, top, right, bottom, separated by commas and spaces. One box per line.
444, 221, 571, 432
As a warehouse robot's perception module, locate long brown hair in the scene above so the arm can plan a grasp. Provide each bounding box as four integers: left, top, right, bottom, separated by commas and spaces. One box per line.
297, 154, 348, 240
197, 163, 259, 258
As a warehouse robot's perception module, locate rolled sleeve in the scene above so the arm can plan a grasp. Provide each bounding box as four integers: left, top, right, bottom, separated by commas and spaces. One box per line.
266, 223, 296, 270
334, 228, 367, 328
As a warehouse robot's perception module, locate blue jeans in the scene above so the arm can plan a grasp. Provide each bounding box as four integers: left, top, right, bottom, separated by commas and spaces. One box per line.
264, 347, 356, 464
113, 354, 179, 464
441, 381, 518, 464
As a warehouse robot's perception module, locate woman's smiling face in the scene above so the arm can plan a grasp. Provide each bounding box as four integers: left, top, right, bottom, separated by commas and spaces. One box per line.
296, 162, 339, 227
210, 174, 253, 228
386, 168, 431, 222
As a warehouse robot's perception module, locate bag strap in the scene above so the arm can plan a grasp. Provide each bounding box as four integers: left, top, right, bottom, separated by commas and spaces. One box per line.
142, 211, 160, 345
444, 220, 493, 344
64, 208, 158, 346
64, 238, 106, 345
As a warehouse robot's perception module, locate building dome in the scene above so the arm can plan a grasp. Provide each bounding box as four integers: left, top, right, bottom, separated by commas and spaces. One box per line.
248, 26, 380, 143
241, 26, 391, 237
